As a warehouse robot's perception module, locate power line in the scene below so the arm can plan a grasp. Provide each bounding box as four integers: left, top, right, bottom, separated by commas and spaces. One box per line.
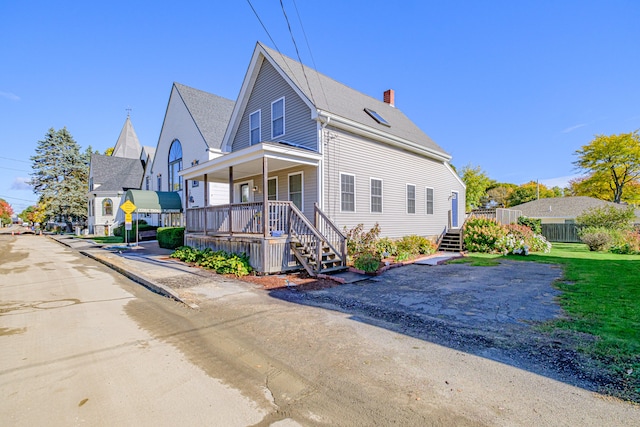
279, 0, 316, 105
244, 0, 305, 92
291, 0, 329, 109
0, 155, 30, 164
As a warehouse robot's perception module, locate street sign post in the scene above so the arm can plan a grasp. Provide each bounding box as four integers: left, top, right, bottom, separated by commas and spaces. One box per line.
120, 201, 137, 246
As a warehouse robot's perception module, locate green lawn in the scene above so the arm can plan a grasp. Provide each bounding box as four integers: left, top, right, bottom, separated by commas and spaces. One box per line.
79, 235, 124, 244
462, 243, 640, 398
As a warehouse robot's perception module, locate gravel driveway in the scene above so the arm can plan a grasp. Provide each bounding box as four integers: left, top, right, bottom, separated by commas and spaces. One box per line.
272, 260, 610, 392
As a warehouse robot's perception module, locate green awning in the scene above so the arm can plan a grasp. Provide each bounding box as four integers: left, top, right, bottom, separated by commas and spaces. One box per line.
123, 190, 183, 214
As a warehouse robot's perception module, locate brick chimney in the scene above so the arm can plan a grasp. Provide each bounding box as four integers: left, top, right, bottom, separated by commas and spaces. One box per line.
383, 89, 395, 107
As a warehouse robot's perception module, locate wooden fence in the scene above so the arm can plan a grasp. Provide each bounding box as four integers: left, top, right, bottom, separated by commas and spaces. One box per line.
541, 223, 580, 243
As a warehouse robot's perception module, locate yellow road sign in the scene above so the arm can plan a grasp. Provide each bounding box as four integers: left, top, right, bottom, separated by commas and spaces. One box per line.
125, 213, 132, 223
120, 200, 137, 214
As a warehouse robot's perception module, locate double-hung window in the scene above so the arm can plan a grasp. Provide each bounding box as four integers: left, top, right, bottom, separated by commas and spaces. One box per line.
250, 110, 261, 145
289, 172, 303, 211
407, 184, 416, 214
341, 173, 355, 212
267, 177, 278, 201
426, 187, 434, 215
271, 97, 285, 138
370, 178, 382, 213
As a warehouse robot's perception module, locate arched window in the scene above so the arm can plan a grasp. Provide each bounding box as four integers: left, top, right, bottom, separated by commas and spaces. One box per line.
102, 199, 113, 216
168, 140, 183, 192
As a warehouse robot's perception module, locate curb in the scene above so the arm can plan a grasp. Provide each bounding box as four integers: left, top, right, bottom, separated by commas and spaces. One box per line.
80, 250, 190, 306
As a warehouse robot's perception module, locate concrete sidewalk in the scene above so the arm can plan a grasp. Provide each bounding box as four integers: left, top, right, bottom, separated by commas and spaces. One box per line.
50, 235, 251, 308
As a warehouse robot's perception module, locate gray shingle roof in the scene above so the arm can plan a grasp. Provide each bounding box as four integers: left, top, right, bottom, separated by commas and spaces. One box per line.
512, 196, 628, 218
173, 83, 235, 150
112, 116, 142, 159
259, 43, 449, 159
90, 154, 143, 192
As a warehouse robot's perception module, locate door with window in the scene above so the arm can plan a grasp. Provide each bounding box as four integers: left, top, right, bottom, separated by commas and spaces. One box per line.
451, 191, 459, 228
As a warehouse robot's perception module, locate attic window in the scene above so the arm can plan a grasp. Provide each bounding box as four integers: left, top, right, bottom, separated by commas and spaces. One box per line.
364, 108, 390, 127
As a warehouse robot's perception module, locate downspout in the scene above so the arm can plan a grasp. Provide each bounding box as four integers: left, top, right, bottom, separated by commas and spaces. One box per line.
318, 114, 331, 213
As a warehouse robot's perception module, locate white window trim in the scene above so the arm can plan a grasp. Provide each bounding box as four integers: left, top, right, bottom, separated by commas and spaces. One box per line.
249, 109, 261, 145
370, 177, 383, 214
425, 187, 434, 215
288, 171, 304, 212
271, 97, 285, 139
406, 183, 416, 214
340, 172, 356, 213
267, 176, 278, 200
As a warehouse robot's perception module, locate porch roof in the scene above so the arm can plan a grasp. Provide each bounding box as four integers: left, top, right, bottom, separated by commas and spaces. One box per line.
180, 142, 322, 182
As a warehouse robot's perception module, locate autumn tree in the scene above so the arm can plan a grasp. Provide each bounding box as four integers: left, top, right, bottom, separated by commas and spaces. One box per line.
506, 181, 558, 207
484, 183, 517, 208
461, 164, 495, 211
0, 198, 14, 225
573, 130, 640, 203
30, 128, 91, 224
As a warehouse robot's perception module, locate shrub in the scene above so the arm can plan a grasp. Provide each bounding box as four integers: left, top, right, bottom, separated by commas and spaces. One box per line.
578, 226, 615, 251
397, 235, 437, 255
395, 251, 410, 262
113, 220, 155, 241
517, 216, 541, 234
576, 205, 635, 231
344, 223, 380, 256
610, 230, 640, 254
158, 227, 184, 249
170, 246, 252, 277
353, 252, 381, 273
463, 218, 507, 253
376, 237, 398, 257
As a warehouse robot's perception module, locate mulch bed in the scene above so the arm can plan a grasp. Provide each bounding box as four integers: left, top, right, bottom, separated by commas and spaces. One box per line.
239, 271, 341, 290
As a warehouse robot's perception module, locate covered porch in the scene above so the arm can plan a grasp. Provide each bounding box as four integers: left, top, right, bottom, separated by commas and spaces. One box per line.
180, 142, 346, 275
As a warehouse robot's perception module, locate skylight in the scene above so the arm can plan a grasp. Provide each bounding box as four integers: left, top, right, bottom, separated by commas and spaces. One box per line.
364, 108, 390, 127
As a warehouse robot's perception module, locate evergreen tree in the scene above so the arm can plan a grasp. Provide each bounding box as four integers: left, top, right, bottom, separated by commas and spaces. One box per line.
30, 127, 89, 224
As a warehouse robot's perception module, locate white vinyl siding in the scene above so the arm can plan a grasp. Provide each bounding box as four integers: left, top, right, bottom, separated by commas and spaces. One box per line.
288, 172, 303, 211
250, 110, 261, 145
426, 187, 434, 215
323, 127, 466, 238
370, 178, 382, 213
340, 173, 355, 212
271, 97, 285, 139
407, 184, 416, 214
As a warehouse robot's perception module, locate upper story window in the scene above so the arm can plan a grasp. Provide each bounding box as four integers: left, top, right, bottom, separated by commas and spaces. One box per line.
250, 110, 261, 145
168, 140, 183, 192
102, 198, 113, 216
145, 176, 150, 191
89, 177, 94, 191
157, 174, 162, 191
271, 97, 285, 138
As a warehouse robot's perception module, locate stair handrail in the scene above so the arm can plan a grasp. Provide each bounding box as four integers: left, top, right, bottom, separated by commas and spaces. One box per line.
287, 203, 324, 274
314, 203, 346, 266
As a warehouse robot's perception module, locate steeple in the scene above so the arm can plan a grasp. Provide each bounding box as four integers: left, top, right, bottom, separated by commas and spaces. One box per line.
112, 114, 142, 159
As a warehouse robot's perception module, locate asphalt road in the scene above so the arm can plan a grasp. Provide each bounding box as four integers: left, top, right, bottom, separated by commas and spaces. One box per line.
2, 234, 639, 426
0, 235, 269, 426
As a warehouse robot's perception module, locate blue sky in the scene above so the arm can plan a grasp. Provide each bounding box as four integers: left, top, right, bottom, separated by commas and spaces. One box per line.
2, 1, 639, 213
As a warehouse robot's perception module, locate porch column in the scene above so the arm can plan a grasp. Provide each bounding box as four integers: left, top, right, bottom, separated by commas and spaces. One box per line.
203, 174, 208, 235
228, 167, 233, 236
184, 179, 189, 228
263, 157, 269, 238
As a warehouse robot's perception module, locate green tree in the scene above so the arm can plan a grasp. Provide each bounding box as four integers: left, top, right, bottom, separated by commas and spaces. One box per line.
573, 130, 640, 203
461, 164, 495, 211
30, 127, 90, 224
576, 205, 635, 230
484, 183, 517, 208
0, 198, 13, 225
506, 181, 557, 207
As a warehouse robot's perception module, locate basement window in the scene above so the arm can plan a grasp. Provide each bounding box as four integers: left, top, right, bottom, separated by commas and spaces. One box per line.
364, 108, 390, 127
